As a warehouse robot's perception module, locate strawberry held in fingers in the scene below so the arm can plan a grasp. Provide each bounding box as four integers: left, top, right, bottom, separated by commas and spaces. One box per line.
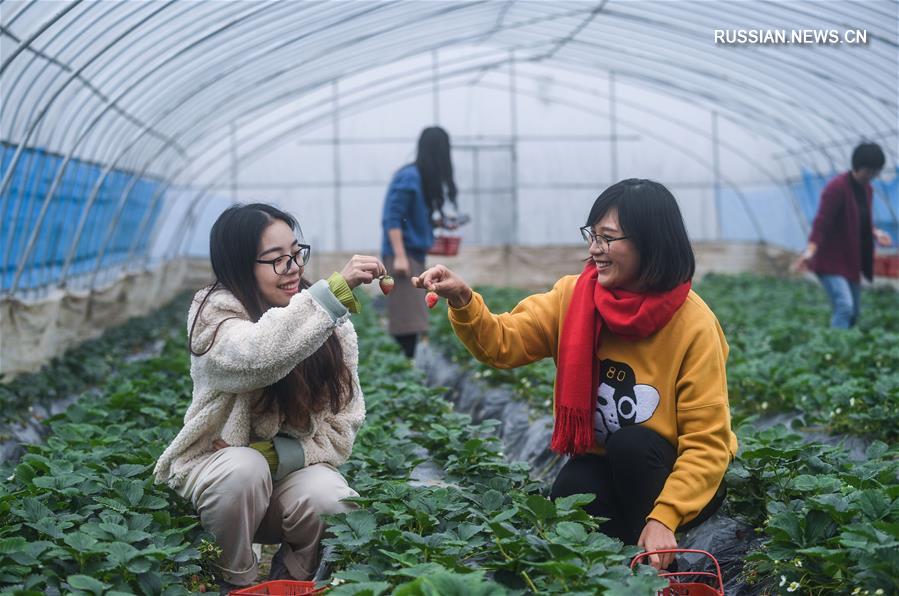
379, 275, 395, 295
425, 291, 439, 309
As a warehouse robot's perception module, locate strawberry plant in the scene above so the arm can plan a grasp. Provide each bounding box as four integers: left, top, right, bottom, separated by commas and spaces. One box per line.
321, 296, 667, 594
1, 304, 213, 594
727, 425, 899, 594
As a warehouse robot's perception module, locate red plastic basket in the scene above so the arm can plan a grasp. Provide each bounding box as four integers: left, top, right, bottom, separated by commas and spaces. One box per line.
631, 549, 724, 596
229, 580, 325, 595
873, 254, 899, 278
428, 234, 461, 256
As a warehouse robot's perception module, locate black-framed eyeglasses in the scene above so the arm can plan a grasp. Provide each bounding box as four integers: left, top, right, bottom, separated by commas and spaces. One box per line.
580, 226, 628, 251
255, 244, 311, 275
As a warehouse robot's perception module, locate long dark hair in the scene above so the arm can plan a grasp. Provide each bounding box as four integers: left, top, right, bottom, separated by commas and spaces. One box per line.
189, 203, 352, 430
415, 126, 458, 220
586, 179, 695, 293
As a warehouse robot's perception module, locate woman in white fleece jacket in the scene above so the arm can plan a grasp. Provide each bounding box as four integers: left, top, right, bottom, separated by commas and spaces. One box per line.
154, 203, 385, 589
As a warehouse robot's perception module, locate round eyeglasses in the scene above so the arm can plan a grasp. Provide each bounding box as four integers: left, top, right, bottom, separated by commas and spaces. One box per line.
579, 226, 628, 251
255, 244, 311, 275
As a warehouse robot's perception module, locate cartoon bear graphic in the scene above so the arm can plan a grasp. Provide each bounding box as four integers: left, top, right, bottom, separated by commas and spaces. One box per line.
594, 359, 660, 444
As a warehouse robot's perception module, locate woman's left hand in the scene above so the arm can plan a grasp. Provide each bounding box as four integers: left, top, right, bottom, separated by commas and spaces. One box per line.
637, 519, 677, 570
213, 438, 229, 451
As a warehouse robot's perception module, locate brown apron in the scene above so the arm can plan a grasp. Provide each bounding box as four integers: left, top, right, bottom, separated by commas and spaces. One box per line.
384, 255, 429, 336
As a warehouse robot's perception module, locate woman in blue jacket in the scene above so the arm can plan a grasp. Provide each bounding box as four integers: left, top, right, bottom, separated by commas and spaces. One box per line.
381, 126, 457, 357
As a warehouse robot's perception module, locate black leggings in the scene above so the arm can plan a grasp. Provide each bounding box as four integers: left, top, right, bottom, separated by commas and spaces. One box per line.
393, 334, 418, 359
549, 425, 725, 545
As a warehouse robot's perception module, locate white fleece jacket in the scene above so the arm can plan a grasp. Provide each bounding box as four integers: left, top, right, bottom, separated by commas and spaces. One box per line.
153, 283, 365, 488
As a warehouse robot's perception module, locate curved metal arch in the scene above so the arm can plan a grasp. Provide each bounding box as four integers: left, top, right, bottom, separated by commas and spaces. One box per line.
120, 1, 501, 145
537, 13, 891, 139
554, 41, 880, 163
2, 0, 200, 291
160, 1, 884, 182
7, 4, 899, 294
46, 1, 234, 159
47, 36, 880, 288
71, 1, 377, 172
72, 2, 516, 192
6, 1, 177, 293
175, 45, 836, 193
607, 1, 896, 106
2, 2, 184, 155
0, 2, 175, 199
529, 58, 839, 178
61, 1, 302, 161
0, 1, 130, 229
167, 72, 772, 263
0, 0, 83, 76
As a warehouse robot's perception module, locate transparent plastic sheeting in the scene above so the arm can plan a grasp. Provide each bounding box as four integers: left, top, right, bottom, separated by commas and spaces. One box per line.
1, 0, 897, 296
0, 143, 163, 292
719, 167, 899, 250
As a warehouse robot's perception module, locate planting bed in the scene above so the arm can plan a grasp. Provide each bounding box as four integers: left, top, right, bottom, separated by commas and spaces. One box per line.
424, 274, 899, 594
1, 274, 896, 594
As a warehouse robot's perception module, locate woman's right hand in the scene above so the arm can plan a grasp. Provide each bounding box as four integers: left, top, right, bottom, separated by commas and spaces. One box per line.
341, 255, 387, 289
412, 265, 472, 308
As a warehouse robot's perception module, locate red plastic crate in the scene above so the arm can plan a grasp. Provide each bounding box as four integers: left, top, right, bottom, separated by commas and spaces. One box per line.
428, 235, 461, 256
229, 580, 325, 595
631, 549, 724, 596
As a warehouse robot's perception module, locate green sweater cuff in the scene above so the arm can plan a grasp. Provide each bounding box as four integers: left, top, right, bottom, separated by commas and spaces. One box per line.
249, 440, 278, 475
327, 272, 361, 314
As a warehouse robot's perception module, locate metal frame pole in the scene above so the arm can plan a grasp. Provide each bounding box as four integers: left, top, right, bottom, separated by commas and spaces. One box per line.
432, 48, 440, 123
609, 71, 618, 182
230, 121, 239, 202
332, 79, 342, 251
712, 110, 722, 240
508, 49, 519, 246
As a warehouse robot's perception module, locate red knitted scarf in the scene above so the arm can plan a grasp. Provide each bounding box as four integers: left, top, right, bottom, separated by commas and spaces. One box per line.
550, 263, 691, 455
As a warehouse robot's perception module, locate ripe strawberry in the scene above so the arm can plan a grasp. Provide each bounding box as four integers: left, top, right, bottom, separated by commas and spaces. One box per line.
425, 291, 439, 309
379, 275, 395, 295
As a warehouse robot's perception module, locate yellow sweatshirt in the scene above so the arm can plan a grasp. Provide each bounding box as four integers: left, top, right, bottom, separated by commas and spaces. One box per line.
448, 275, 738, 532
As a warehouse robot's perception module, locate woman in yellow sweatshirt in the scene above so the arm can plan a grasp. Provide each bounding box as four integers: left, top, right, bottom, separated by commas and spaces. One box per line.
413, 179, 738, 570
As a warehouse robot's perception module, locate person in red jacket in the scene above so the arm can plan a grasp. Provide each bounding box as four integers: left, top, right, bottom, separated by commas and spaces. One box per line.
794, 143, 893, 328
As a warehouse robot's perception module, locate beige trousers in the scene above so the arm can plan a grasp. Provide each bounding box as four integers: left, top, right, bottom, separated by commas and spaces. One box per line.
178, 447, 358, 586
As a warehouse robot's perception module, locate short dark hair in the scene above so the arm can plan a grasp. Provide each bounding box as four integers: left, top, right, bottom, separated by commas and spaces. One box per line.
851, 143, 885, 171
586, 179, 695, 293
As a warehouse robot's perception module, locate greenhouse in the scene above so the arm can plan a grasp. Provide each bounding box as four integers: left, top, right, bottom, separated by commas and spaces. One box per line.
1, 0, 897, 594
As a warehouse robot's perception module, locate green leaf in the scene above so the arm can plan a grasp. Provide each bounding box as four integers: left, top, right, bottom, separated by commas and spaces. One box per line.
67, 574, 108, 594
865, 441, 888, 459
126, 557, 153, 574
12, 497, 52, 523
119, 481, 145, 507
0, 536, 28, 554
13, 462, 37, 485
480, 490, 504, 512
491, 506, 519, 524
63, 533, 98, 552
554, 521, 588, 544
524, 494, 556, 522
854, 489, 891, 520
345, 510, 378, 540
104, 541, 139, 566
554, 493, 596, 512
